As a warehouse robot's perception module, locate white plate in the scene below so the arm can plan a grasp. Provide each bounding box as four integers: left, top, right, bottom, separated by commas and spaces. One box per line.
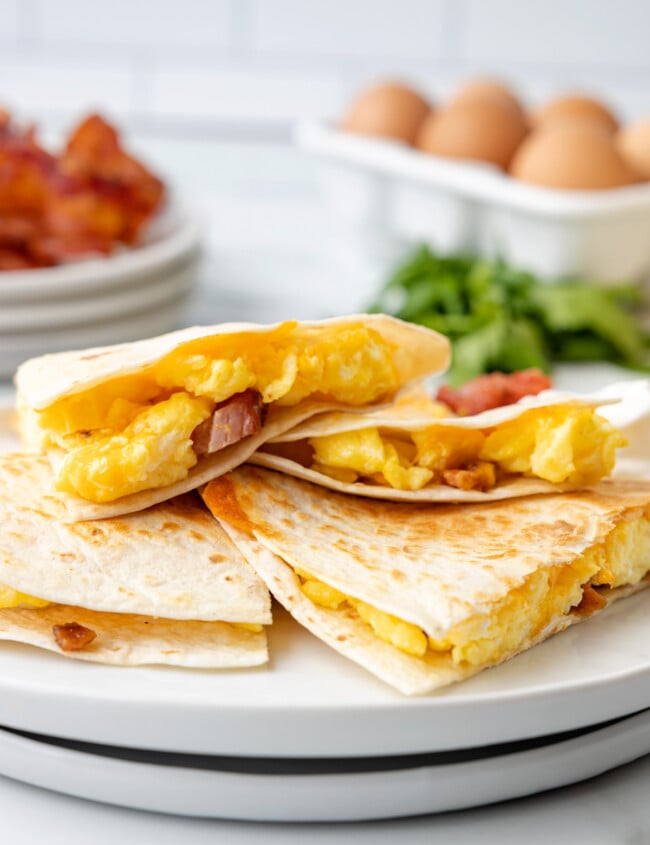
0, 294, 191, 379
0, 258, 197, 332
0, 598, 649, 759
0, 201, 201, 303
0, 708, 648, 821
0, 197, 201, 378
0, 384, 649, 762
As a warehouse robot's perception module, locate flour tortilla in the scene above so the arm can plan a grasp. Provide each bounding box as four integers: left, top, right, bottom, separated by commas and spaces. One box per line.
252, 386, 621, 503
0, 452, 270, 667
0, 605, 266, 668
202, 466, 650, 694
15, 314, 449, 520
15, 314, 449, 410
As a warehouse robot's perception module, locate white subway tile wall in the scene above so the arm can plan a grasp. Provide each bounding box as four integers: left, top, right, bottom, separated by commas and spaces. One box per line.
0, 0, 647, 135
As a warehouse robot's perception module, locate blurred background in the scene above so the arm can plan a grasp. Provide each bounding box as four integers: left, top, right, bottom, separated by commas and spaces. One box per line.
1, 0, 650, 380
1, 0, 649, 138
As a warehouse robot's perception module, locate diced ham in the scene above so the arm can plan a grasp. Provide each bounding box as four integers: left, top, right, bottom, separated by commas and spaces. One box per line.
53, 621, 96, 652
436, 368, 552, 416
192, 390, 265, 457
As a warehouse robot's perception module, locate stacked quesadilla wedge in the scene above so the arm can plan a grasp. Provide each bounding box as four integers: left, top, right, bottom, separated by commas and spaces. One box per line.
202, 466, 650, 695
253, 384, 628, 502
15, 315, 449, 520
0, 453, 270, 667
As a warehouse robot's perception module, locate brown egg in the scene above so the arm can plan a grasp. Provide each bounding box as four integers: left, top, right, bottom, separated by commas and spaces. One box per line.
415, 99, 528, 170
617, 117, 650, 180
531, 94, 619, 134
450, 78, 526, 122
342, 82, 431, 144
510, 123, 639, 189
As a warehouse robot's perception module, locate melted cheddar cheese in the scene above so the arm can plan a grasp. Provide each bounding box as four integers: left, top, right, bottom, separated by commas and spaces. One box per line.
0, 585, 50, 609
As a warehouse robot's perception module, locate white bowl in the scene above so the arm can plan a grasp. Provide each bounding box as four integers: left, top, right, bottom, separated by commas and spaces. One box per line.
297, 121, 650, 283
0, 200, 201, 379
0, 296, 192, 380
0, 200, 200, 303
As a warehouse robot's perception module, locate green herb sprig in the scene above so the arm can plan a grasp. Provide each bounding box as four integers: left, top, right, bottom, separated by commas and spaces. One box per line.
370, 246, 650, 385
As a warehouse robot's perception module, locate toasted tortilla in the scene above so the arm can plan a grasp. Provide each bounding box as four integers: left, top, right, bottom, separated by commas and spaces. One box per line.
202, 467, 650, 695
252, 386, 623, 502
15, 314, 449, 520
0, 452, 270, 667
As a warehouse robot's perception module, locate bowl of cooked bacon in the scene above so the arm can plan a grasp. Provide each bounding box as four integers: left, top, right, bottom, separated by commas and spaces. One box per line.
0, 110, 200, 378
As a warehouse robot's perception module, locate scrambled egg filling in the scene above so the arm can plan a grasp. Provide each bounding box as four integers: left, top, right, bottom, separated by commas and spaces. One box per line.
295, 515, 650, 665
32, 324, 399, 503
308, 406, 626, 491
56, 393, 213, 503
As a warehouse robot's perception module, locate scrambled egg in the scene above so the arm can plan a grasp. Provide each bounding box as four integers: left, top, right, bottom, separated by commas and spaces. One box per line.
295, 515, 650, 665
56, 393, 213, 503
309, 406, 626, 491
33, 324, 399, 503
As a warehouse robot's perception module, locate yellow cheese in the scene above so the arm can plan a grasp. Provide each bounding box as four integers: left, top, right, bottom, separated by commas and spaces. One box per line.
230, 623, 264, 633
0, 584, 50, 609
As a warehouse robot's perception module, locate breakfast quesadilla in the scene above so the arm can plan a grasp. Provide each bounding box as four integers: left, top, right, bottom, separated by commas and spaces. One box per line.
202, 466, 650, 695
0, 452, 270, 667
14, 314, 448, 520
252, 384, 627, 502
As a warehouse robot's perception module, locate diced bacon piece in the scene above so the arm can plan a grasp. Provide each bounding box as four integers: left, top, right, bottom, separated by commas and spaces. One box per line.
192, 390, 264, 456
442, 462, 496, 491
436, 369, 552, 416
53, 621, 96, 652
574, 585, 608, 617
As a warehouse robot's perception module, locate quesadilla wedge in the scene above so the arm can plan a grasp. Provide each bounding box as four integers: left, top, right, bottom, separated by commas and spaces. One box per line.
252, 384, 627, 502
0, 452, 270, 667
202, 466, 650, 695
15, 315, 449, 520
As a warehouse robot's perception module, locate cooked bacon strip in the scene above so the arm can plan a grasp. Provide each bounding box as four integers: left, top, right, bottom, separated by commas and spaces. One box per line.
442, 462, 496, 492
53, 621, 96, 652
192, 390, 265, 457
436, 369, 552, 416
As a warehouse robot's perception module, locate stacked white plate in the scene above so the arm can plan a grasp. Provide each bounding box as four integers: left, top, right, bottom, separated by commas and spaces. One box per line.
0, 200, 201, 380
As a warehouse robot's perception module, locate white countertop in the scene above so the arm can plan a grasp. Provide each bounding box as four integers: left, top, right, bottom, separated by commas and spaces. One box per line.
2, 136, 650, 840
